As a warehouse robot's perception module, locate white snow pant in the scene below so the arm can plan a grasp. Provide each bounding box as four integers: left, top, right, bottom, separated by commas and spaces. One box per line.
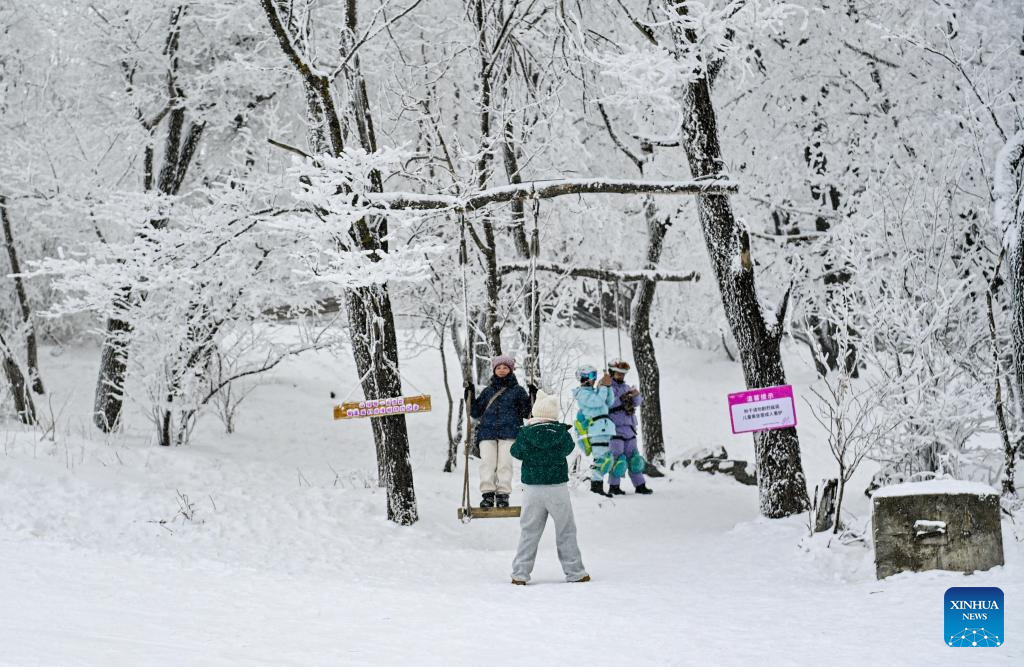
479, 439, 514, 495
511, 484, 588, 583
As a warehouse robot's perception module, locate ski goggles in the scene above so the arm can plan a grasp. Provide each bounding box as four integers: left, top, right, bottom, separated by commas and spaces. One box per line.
579, 370, 598, 382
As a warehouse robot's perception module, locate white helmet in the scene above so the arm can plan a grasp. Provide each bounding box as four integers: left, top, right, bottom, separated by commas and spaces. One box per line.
607, 359, 631, 374
575, 364, 598, 382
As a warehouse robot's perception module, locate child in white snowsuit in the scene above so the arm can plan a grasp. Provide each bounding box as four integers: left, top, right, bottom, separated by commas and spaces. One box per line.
572, 364, 617, 497
510, 390, 589, 585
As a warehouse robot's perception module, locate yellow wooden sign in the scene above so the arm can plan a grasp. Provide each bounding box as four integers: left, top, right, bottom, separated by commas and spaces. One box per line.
333, 394, 432, 420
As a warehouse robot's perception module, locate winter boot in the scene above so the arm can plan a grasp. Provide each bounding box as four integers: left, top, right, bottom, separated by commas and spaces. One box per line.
590, 480, 610, 497
496, 493, 510, 509
511, 579, 527, 585
480, 492, 496, 509
634, 484, 653, 495
607, 484, 626, 496
571, 575, 591, 583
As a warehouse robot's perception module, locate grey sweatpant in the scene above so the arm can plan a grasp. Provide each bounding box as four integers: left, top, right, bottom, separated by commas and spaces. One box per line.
511, 483, 588, 583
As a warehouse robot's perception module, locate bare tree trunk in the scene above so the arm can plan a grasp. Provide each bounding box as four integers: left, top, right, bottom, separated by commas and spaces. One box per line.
503, 122, 540, 385
502, 123, 531, 257
988, 291, 1017, 496
471, 0, 504, 358
833, 466, 847, 535
680, 75, 809, 518
1007, 142, 1024, 426
159, 398, 175, 449
481, 231, 503, 356
592, 109, 675, 475
439, 322, 463, 473
95, 306, 131, 431
1011, 214, 1024, 495
994, 131, 1024, 495
92, 32, 205, 433
345, 4, 417, 523
263, 0, 418, 523
812, 478, 838, 533
525, 202, 541, 390
632, 195, 670, 474
0, 196, 43, 394
346, 286, 418, 523
0, 331, 36, 425
802, 89, 858, 377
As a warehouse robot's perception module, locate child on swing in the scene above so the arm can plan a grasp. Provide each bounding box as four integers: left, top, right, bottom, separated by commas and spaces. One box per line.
606, 358, 653, 495
572, 364, 618, 497
468, 355, 532, 509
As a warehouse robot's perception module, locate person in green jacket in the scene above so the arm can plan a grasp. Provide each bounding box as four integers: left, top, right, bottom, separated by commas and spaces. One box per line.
509, 389, 590, 585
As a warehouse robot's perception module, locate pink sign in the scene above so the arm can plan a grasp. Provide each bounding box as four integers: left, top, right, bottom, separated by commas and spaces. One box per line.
728, 385, 797, 435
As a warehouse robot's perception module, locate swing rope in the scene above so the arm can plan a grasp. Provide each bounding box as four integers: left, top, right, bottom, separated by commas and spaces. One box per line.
529, 197, 540, 390
598, 279, 608, 370
459, 211, 474, 521
614, 279, 623, 360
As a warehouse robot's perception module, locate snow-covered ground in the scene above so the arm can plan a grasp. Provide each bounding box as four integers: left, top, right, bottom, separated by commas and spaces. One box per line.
1, 330, 1020, 665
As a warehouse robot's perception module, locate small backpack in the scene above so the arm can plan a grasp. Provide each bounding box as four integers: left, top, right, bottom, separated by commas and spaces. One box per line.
573, 414, 617, 455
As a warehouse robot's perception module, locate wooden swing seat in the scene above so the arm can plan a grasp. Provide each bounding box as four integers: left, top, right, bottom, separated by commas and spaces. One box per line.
458, 506, 522, 520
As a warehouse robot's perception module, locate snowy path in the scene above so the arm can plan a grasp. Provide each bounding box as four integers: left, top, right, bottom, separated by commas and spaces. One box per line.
1, 471, 1018, 666
1, 339, 1020, 665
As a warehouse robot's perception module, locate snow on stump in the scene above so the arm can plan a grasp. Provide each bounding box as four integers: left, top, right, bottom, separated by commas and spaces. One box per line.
872, 480, 1004, 580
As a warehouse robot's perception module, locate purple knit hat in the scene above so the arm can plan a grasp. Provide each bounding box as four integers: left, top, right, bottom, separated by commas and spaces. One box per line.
490, 354, 516, 372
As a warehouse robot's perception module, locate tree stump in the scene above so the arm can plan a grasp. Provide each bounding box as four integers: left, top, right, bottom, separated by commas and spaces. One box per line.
813, 478, 838, 533
872, 480, 1004, 580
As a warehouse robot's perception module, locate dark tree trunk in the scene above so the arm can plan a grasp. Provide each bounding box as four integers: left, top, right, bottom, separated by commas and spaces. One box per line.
481, 231, 503, 356
592, 111, 676, 476
439, 322, 459, 473
1009, 158, 1024, 427
0, 196, 43, 394
503, 118, 545, 386
346, 285, 418, 523
812, 478, 838, 533
0, 332, 36, 425
680, 76, 809, 518
632, 196, 670, 473
340, 4, 418, 523
994, 131, 1024, 495
159, 400, 174, 449
1013, 227, 1024, 494
94, 291, 132, 432
988, 291, 1018, 497
502, 123, 531, 258
503, 125, 538, 381
93, 65, 205, 434
524, 202, 541, 388
471, 0, 503, 358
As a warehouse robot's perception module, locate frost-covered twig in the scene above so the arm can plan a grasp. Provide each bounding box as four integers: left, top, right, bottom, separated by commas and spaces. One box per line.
498, 261, 699, 283
343, 177, 739, 212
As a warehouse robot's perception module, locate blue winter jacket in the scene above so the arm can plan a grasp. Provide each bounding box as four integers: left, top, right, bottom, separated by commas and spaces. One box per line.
471, 374, 531, 442
573, 384, 617, 446
573, 385, 614, 419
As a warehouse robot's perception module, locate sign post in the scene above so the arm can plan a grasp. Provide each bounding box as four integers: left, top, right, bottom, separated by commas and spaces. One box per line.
728, 385, 797, 434
333, 394, 432, 420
